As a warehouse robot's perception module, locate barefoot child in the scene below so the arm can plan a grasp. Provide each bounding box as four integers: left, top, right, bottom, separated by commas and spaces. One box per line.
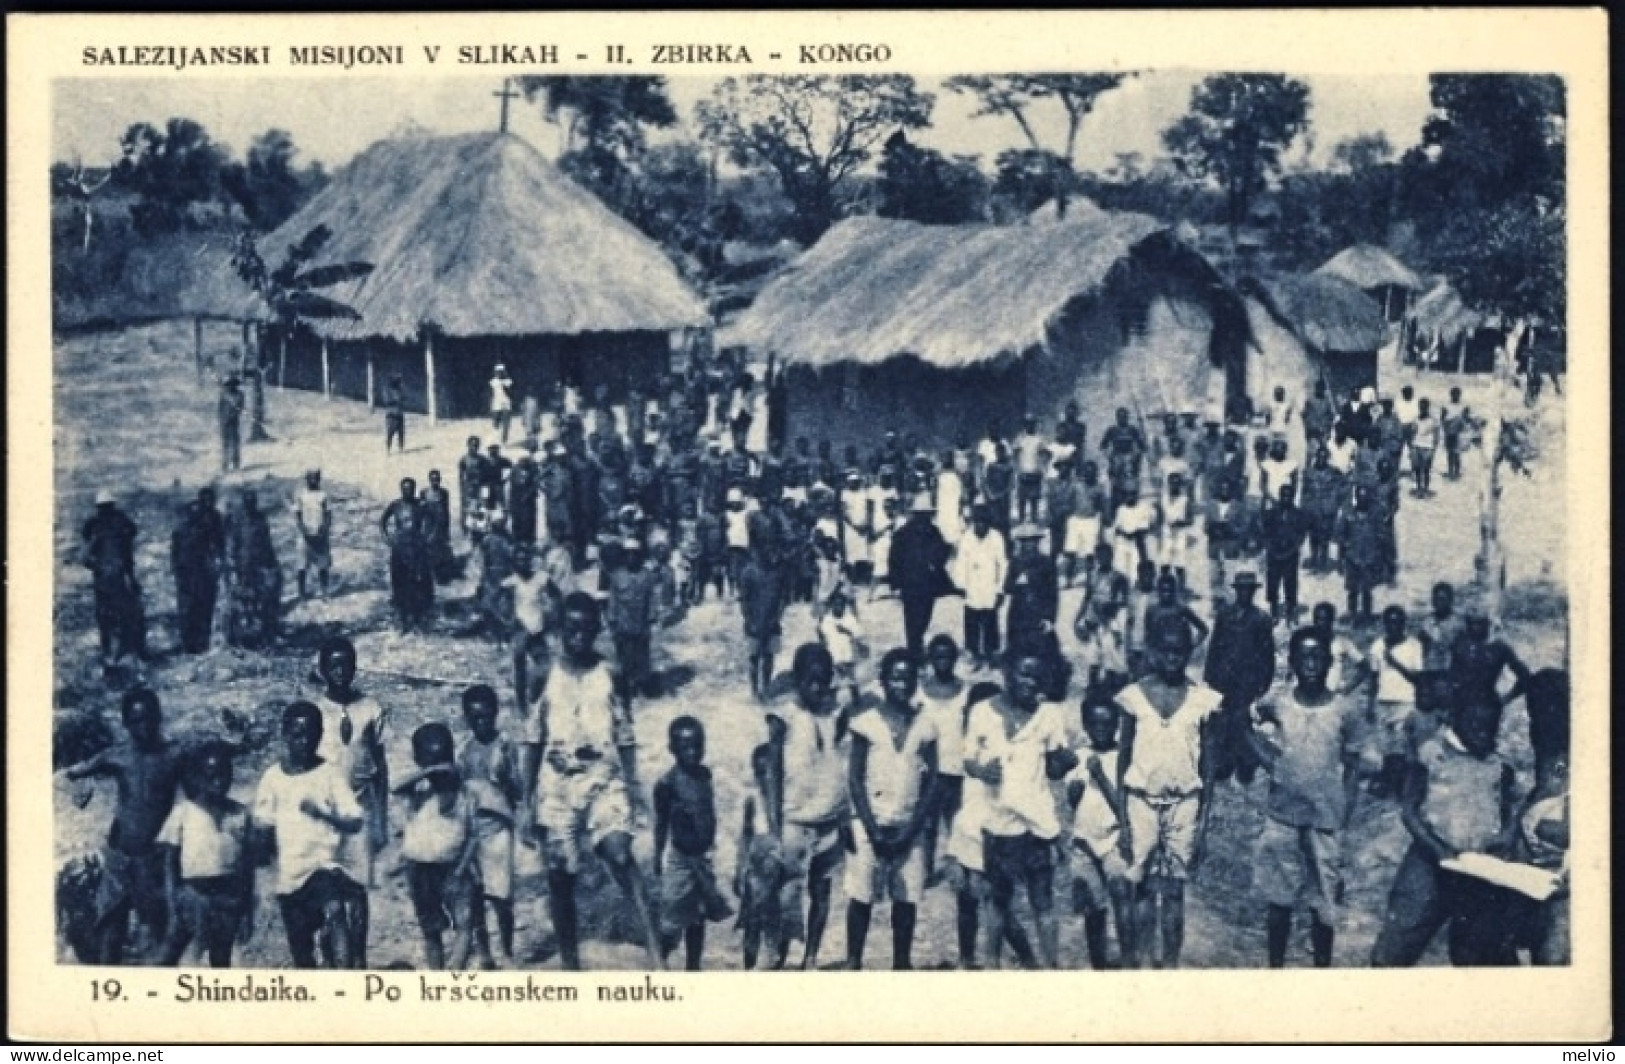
393, 723, 479, 970
1066, 696, 1135, 970
251, 702, 367, 968
1248, 628, 1365, 968
62, 687, 179, 964
457, 684, 522, 967
817, 584, 867, 698
918, 635, 967, 879
520, 593, 663, 970
156, 740, 253, 967
312, 636, 388, 965
844, 650, 939, 970
653, 716, 732, 970
759, 643, 852, 969
963, 651, 1077, 969
1115, 618, 1224, 969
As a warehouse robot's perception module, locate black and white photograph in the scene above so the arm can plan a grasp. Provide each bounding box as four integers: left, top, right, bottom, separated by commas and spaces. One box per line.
10, 8, 1610, 1045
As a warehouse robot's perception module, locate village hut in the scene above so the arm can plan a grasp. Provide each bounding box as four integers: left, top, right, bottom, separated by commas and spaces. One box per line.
1405, 278, 1506, 373
1315, 244, 1425, 322
1240, 273, 1389, 402
721, 212, 1251, 451
221, 131, 707, 420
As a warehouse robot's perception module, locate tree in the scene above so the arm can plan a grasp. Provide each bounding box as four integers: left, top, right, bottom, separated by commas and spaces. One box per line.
696, 75, 934, 244
946, 73, 1130, 218
221, 129, 326, 232
1161, 74, 1311, 232
231, 225, 373, 436
1401, 74, 1565, 323
52, 160, 112, 254
876, 130, 988, 225
991, 148, 1072, 217
1331, 131, 1393, 174
113, 118, 233, 235
518, 76, 678, 216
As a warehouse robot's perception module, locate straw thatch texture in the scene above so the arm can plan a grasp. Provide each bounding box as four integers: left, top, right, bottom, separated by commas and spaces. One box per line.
723, 212, 1175, 367
230, 131, 706, 341
1244, 273, 1387, 354
1408, 279, 1486, 348
1314, 244, 1425, 292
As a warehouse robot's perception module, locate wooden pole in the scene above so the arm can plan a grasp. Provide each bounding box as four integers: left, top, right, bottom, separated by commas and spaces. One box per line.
425, 334, 439, 425
366, 351, 375, 409
321, 338, 332, 400
278, 331, 287, 389
193, 317, 204, 383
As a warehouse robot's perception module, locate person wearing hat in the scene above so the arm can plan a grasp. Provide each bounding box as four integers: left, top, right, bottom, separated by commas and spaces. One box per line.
171, 487, 225, 654
887, 492, 953, 660
489, 363, 514, 444
1202, 569, 1276, 785
295, 468, 332, 600
217, 374, 245, 473
83, 491, 147, 669
1004, 522, 1064, 697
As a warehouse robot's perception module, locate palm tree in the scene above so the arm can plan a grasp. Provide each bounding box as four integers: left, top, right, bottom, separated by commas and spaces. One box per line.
231, 225, 372, 439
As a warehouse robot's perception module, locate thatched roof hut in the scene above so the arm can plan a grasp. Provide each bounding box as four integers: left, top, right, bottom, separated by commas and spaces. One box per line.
725, 212, 1251, 449
1315, 244, 1424, 321
228, 131, 707, 419
1404, 278, 1505, 372
1241, 273, 1388, 400
1315, 244, 1425, 292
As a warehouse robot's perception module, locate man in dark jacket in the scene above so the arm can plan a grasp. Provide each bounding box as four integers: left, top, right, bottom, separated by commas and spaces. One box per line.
83, 491, 146, 668
887, 494, 954, 660
1202, 570, 1275, 785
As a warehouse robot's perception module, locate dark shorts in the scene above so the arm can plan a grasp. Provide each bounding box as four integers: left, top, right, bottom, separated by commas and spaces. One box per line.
405, 861, 475, 937
983, 831, 1057, 912
278, 867, 363, 943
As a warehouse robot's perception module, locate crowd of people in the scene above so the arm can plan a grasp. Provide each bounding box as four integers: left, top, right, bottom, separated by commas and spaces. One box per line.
65, 359, 1568, 973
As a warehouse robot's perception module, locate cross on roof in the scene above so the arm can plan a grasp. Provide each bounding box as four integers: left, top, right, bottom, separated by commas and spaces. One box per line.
494, 78, 520, 133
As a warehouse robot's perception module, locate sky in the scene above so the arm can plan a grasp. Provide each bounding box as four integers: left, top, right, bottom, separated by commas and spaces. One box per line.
53, 71, 1435, 175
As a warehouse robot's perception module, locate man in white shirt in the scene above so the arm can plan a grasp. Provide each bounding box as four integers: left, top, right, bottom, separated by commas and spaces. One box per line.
489, 364, 514, 444
1012, 415, 1049, 524
951, 504, 1008, 671
1372, 605, 1425, 797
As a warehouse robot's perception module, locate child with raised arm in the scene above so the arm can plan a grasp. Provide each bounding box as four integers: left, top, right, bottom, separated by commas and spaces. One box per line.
520, 593, 663, 970
1115, 617, 1225, 969
844, 650, 940, 970
1066, 695, 1135, 970
1248, 627, 1365, 968
251, 702, 367, 969
62, 687, 179, 964
653, 716, 732, 970
393, 723, 479, 970
156, 740, 253, 967
963, 650, 1077, 969
457, 684, 523, 968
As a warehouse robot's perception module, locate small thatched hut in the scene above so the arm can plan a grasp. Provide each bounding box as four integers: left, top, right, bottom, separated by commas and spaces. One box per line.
1241, 273, 1388, 401
223, 131, 707, 419
1404, 278, 1508, 372
721, 212, 1250, 450
1315, 244, 1425, 322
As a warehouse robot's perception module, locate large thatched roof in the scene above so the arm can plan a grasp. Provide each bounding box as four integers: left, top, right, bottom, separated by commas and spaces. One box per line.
722, 212, 1214, 368
222, 131, 706, 341
1314, 244, 1425, 292
1243, 273, 1388, 354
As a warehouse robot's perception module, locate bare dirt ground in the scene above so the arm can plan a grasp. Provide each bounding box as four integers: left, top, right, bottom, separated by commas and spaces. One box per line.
51, 320, 1568, 970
